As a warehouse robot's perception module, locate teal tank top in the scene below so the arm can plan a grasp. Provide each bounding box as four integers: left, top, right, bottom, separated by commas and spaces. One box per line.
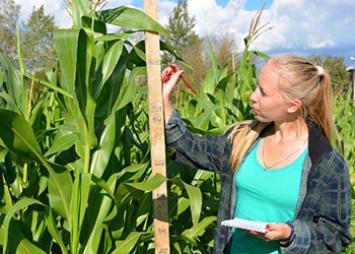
230, 139, 307, 254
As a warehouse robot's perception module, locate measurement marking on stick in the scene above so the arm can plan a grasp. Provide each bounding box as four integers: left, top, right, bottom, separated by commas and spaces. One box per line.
152, 106, 163, 112
151, 117, 163, 123
149, 58, 161, 65
158, 248, 169, 254
154, 159, 165, 166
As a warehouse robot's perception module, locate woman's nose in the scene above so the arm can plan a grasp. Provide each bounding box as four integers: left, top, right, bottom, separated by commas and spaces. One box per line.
250, 89, 257, 102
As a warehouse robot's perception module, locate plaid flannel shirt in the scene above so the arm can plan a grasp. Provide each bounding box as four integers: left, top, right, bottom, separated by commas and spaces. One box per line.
165, 110, 352, 253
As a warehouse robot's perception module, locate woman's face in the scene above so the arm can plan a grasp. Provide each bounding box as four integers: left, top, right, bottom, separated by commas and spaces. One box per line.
249, 63, 290, 123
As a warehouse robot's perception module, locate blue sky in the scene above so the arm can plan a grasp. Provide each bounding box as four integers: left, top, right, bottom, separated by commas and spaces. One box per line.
13, 0, 355, 67
131, 0, 273, 10
243, 0, 272, 10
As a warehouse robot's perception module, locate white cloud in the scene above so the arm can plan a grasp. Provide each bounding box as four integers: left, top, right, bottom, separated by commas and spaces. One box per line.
187, 0, 355, 64
14, 0, 71, 28
158, 0, 179, 25
187, 0, 255, 52
250, 0, 355, 59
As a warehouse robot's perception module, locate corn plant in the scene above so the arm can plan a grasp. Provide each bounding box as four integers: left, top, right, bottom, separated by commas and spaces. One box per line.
0, 0, 174, 253
333, 94, 355, 254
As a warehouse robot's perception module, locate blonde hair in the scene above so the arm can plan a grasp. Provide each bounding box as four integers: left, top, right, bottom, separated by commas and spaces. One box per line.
228, 120, 269, 173
228, 54, 335, 172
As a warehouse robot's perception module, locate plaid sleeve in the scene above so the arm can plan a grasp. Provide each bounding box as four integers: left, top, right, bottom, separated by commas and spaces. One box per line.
165, 110, 231, 172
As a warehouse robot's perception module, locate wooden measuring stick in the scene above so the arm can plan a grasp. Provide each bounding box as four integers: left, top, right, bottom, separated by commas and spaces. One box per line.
143, 1, 170, 254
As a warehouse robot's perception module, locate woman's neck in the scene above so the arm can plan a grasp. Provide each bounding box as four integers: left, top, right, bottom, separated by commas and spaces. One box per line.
272, 118, 308, 143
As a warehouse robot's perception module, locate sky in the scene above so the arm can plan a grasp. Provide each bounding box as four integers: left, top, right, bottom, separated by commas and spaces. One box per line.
13, 0, 355, 67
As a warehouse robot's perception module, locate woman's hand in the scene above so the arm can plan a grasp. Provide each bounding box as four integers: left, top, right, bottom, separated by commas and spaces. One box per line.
161, 63, 184, 124
161, 63, 184, 100
248, 223, 292, 242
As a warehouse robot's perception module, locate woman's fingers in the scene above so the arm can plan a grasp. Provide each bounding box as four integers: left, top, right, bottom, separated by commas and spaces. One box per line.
162, 63, 181, 83
161, 68, 183, 85
162, 68, 172, 83
162, 66, 184, 99
169, 63, 179, 72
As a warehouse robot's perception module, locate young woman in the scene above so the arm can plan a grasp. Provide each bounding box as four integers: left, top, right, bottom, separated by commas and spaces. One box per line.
162, 54, 352, 253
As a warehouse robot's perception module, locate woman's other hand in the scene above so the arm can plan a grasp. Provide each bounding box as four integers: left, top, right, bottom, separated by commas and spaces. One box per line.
248, 223, 292, 243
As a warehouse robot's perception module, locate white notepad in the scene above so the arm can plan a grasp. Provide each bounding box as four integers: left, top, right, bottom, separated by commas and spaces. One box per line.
221, 217, 270, 233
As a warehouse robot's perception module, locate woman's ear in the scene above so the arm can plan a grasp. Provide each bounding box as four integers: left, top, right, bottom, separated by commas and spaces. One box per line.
287, 99, 302, 113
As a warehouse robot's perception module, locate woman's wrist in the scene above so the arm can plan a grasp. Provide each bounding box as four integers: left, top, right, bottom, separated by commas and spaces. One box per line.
279, 223, 295, 247
163, 100, 173, 125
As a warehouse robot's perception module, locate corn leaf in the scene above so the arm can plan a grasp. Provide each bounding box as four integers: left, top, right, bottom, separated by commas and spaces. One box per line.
90, 7, 171, 37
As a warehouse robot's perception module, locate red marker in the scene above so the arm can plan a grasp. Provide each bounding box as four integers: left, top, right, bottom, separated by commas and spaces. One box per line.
169, 63, 197, 95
